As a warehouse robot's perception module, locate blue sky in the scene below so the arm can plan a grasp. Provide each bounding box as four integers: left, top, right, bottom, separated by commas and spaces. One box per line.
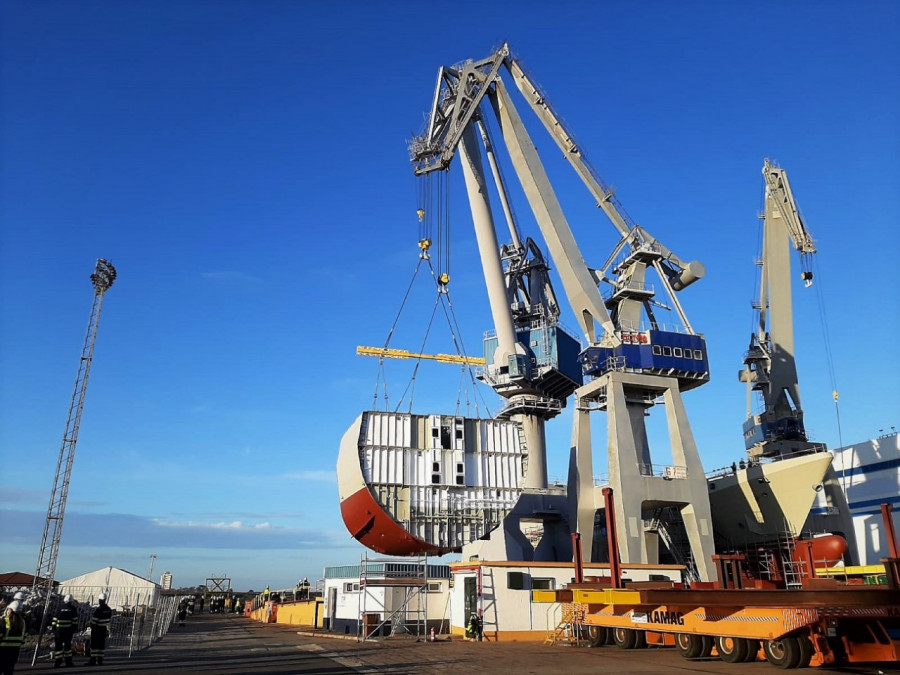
1, 0, 897, 592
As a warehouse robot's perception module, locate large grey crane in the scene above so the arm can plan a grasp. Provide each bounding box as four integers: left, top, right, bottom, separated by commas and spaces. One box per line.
410, 44, 715, 578
740, 159, 817, 458
735, 161, 857, 561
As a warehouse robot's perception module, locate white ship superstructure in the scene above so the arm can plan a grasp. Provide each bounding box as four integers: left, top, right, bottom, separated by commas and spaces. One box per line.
810, 431, 900, 565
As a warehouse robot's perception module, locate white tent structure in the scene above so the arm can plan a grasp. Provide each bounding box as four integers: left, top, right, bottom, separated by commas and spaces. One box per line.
59, 566, 160, 609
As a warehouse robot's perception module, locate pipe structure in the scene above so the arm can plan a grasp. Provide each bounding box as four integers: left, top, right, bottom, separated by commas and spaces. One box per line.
572, 533, 584, 584
602, 487, 623, 589
883, 503, 899, 559
459, 124, 517, 363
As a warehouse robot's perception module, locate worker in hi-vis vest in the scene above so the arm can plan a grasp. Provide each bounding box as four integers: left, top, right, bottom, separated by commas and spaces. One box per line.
52, 594, 78, 668
87, 594, 113, 666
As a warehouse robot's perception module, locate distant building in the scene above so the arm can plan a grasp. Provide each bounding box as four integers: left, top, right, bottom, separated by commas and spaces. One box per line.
160, 571, 173, 590
0, 572, 56, 594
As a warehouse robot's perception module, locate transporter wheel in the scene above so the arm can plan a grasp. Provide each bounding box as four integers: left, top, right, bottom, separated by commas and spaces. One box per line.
764, 635, 804, 669
612, 627, 645, 649
796, 635, 813, 669
675, 633, 711, 658
586, 625, 609, 648
743, 638, 761, 662
716, 635, 750, 663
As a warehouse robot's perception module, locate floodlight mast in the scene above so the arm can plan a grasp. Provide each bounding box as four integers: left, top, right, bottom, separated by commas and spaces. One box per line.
31, 259, 116, 664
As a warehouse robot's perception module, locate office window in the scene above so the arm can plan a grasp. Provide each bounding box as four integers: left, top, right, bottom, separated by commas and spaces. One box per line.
507, 572, 525, 590
532, 578, 555, 590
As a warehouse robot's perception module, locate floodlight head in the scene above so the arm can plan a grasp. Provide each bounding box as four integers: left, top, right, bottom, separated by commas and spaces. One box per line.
91, 258, 117, 293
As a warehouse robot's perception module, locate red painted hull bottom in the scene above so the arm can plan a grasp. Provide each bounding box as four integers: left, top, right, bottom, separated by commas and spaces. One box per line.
340, 487, 457, 556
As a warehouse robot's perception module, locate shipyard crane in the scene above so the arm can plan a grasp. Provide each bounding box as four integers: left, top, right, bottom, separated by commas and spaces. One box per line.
408, 44, 715, 577
739, 159, 818, 458
31, 259, 116, 662
731, 161, 857, 562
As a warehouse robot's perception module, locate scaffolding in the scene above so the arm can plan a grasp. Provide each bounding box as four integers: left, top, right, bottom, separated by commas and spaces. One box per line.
357, 554, 429, 641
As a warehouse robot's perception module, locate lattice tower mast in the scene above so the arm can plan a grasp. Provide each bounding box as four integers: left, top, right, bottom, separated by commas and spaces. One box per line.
32, 259, 117, 614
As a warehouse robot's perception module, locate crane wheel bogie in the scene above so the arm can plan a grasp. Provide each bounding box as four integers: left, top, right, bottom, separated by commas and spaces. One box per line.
613, 627, 647, 650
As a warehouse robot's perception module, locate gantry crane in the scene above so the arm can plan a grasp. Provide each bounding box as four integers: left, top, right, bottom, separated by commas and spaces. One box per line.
410, 44, 715, 577
31, 259, 116, 661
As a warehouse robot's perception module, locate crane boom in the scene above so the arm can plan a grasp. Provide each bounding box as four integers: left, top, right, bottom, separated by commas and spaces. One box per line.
763, 158, 816, 254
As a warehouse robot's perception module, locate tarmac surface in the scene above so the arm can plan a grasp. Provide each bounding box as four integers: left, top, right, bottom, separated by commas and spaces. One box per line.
23, 613, 900, 674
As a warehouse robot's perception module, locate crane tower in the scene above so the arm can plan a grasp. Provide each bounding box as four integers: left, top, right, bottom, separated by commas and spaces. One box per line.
31, 259, 117, 643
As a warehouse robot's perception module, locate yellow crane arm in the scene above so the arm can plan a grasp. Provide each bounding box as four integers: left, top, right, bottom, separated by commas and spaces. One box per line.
357, 346, 485, 366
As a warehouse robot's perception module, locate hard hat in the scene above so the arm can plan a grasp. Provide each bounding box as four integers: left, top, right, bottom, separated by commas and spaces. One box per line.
98, 593, 107, 602
63, 594, 74, 604
8, 601, 22, 613
13, 592, 25, 600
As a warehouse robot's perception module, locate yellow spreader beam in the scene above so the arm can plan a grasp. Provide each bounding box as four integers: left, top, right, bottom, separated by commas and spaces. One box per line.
357, 346, 485, 366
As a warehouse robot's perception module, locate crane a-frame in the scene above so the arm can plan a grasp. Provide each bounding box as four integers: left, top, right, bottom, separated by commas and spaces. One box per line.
410, 44, 715, 578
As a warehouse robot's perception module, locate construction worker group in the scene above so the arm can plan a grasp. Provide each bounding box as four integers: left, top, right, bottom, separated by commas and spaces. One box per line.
0, 591, 113, 672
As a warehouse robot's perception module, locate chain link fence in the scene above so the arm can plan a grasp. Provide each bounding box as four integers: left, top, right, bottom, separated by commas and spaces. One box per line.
3, 587, 186, 666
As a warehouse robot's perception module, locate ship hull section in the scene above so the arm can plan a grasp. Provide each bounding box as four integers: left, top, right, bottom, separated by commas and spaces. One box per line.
337, 411, 528, 556
708, 452, 833, 546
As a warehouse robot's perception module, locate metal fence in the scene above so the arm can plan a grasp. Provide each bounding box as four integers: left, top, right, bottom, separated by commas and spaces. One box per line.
4, 587, 186, 666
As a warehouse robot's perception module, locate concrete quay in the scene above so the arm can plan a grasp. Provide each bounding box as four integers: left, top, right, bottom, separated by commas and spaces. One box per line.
24, 613, 900, 674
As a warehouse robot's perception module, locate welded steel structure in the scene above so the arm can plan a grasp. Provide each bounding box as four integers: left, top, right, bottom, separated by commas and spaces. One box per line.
338, 412, 527, 555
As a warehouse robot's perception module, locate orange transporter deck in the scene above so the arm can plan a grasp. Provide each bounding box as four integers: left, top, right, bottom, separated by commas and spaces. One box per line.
534, 585, 900, 669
